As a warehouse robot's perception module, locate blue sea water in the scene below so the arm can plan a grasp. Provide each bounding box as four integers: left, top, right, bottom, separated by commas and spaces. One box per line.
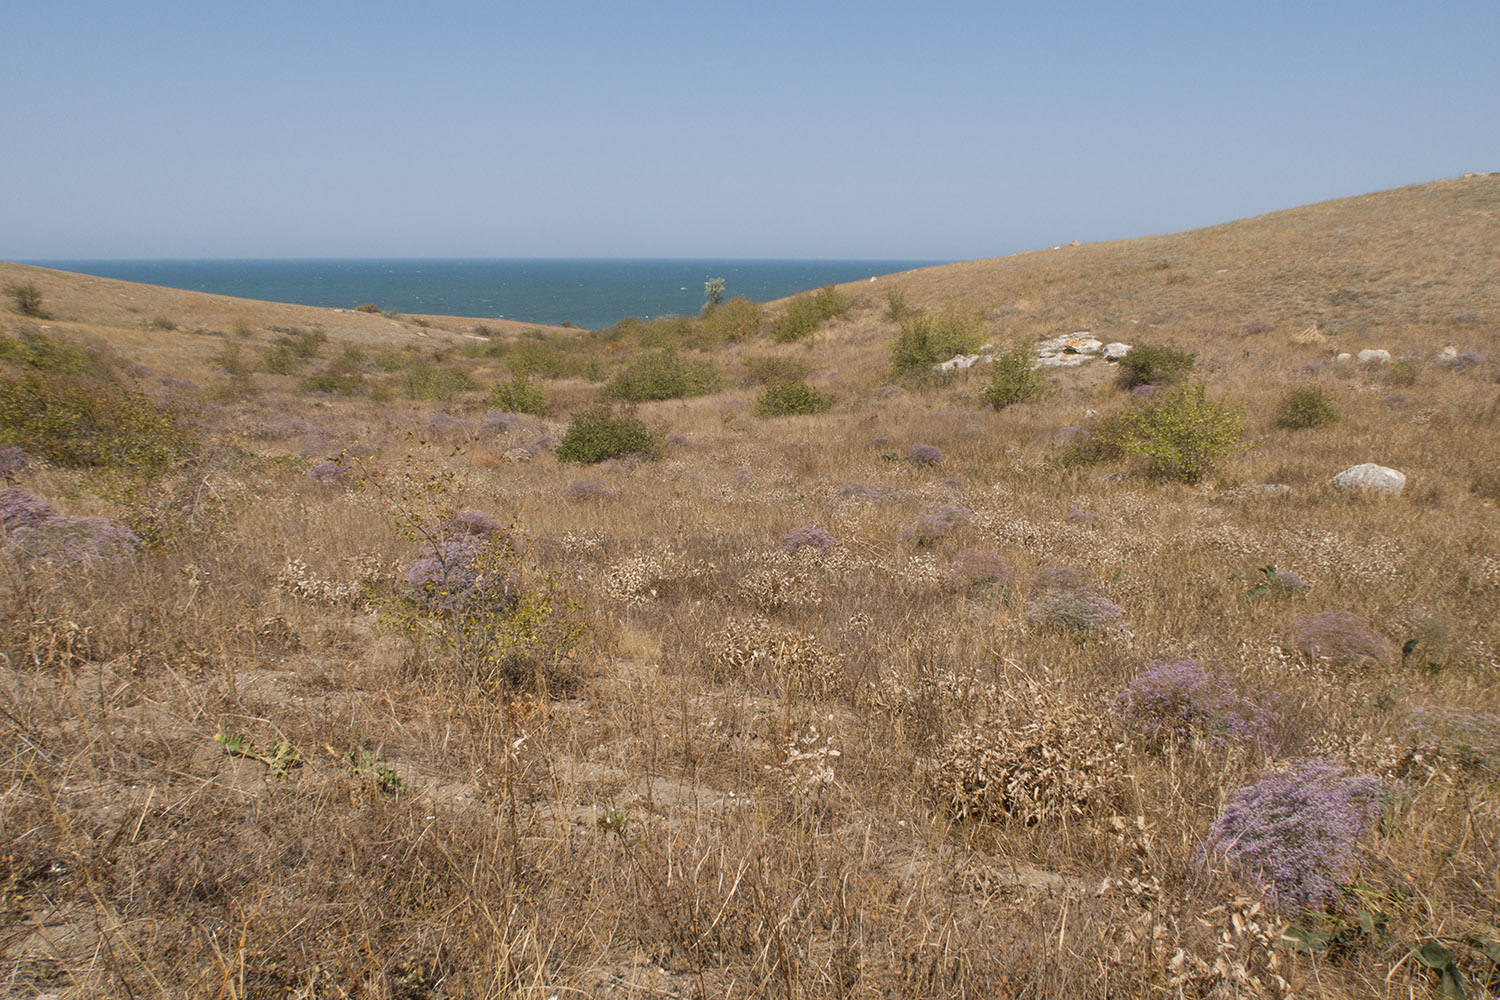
25, 258, 945, 331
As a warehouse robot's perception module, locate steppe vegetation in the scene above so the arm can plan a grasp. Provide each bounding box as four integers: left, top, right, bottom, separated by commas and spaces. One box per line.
1, 176, 1499, 998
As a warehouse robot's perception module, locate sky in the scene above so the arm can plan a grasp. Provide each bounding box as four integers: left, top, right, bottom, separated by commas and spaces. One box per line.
3, 1, 1497, 261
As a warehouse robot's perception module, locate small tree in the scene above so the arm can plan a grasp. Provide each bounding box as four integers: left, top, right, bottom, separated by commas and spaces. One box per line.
703, 277, 725, 309
7, 282, 46, 319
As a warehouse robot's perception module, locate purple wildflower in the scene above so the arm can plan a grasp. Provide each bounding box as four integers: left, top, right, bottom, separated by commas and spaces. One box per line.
1199, 758, 1380, 910
1114, 659, 1273, 751
1025, 567, 1124, 631
563, 478, 613, 502
1382, 393, 1411, 408
781, 523, 836, 555
941, 548, 1015, 591
525, 434, 556, 455
307, 461, 346, 484
1242, 319, 1274, 336
1065, 507, 1099, 524
906, 443, 943, 466
1287, 611, 1394, 668
480, 410, 517, 434
1131, 383, 1157, 397
664, 432, 689, 447
900, 504, 973, 546
9, 514, 140, 565
1437, 350, 1483, 370
0, 448, 29, 479
442, 509, 510, 538
836, 481, 888, 502
1271, 569, 1309, 592
0, 488, 54, 536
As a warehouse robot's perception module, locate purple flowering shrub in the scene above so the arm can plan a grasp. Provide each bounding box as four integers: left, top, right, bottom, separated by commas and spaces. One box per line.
906, 443, 942, 466
1287, 611, 1394, 668
781, 523, 836, 555
1025, 567, 1124, 631
0, 447, 30, 480
900, 505, 973, 546
404, 510, 517, 614
1, 488, 53, 535
8, 512, 140, 565
1199, 758, 1380, 910
563, 478, 613, 502
836, 481, 890, 502
1114, 659, 1273, 751
307, 460, 347, 484
941, 548, 1015, 592
1271, 569, 1309, 592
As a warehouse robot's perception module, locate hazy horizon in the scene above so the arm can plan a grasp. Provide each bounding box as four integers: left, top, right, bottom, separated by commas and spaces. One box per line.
4, 1, 1497, 261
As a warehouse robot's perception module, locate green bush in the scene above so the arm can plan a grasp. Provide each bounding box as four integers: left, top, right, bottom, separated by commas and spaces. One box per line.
260, 345, 301, 375
699, 296, 763, 342
1117, 343, 1196, 388
884, 288, 916, 322
741, 354, 811, 387
406, 360, 479, 401
490, 370, 548, 415
556, 408, 661, 464
353, 303, 381, 313
770, 285, 852, 343
276, 327, 327, 358
1115, 381, 1243, 483
889, 308, 984, 381
0, 332, 189, 475
7, 282, 47, 318
603, 349, 720, 402
981, 344, 1048, 409
754, 379, 832, 417
1275, 387, 1340, 429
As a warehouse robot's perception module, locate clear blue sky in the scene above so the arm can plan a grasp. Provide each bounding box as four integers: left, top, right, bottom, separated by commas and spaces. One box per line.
3, 1, 1496, 260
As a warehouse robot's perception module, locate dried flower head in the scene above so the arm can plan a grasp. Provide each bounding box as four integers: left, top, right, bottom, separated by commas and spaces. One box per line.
712, 616, 842, 699
1199, 758, 1380, 910
563, 478, 613, 502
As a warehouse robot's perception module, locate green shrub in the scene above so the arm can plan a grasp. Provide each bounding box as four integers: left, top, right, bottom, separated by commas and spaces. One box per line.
7, 282, 47, 318
889, 307, 986, 382
0, 328, 106, 377
770, 285, 852, 342
260, 345, 301, 375
741, 354, 811, 387
754, 379, 832, 417
406, 360, 479, 401
981, 344, 1048, 409
490, 370, 548, 415
699, 296, 763, 343
556, 408, 661, 464
148, 317, 177, 332
1275, 387, 1340, 429
603, 349, 720, 402
353, 303, 381, 313
885, 288, 915, 322
1115, 381, 1243, 483
1117, 343, 1196, 388
0, 368, 188, 476
276, 327, 327, 358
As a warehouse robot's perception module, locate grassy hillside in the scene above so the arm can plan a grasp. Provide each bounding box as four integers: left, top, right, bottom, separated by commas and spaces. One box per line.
2, 176, 1498, 999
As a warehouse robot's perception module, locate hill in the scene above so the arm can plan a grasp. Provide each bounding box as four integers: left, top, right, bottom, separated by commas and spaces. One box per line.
2, 178, 1498, 998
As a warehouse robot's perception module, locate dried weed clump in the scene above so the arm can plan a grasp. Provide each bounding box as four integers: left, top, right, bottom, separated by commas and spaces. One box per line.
1286, 610, 1396, 669
711, 616, 843, 698
923, 708, 1128, 826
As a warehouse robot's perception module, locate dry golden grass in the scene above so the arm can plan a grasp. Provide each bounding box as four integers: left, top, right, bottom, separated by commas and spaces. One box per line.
2, 176, 1499, 998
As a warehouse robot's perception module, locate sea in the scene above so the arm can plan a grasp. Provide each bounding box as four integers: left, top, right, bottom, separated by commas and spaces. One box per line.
24, 258, 945, 331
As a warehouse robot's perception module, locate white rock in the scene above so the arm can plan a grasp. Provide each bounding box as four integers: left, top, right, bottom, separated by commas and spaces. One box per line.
1357, 349, 1391, 364
1330, 463, 1405, 496
1335, 353, 1352, 362
1437, 346, 1458, 362
1103, 342, 1132, 361
935, 354, 980, 372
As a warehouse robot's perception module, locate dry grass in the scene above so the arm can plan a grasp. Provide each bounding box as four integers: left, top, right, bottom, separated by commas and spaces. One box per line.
2, 176, 1499, 998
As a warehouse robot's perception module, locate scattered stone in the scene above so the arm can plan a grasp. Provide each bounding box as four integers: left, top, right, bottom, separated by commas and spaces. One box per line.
1335, 353, 1352, 362
935, 354, 983, 372
1331, 463, 1405, 496
1357, 349, 1391, 364
1437, 346, 1458, 363
1103, 342, 1132, 361
1035, 333, 1115, 368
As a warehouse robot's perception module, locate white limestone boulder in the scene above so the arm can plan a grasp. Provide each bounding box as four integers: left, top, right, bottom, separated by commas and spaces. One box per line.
1330, 463, 1405, 496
